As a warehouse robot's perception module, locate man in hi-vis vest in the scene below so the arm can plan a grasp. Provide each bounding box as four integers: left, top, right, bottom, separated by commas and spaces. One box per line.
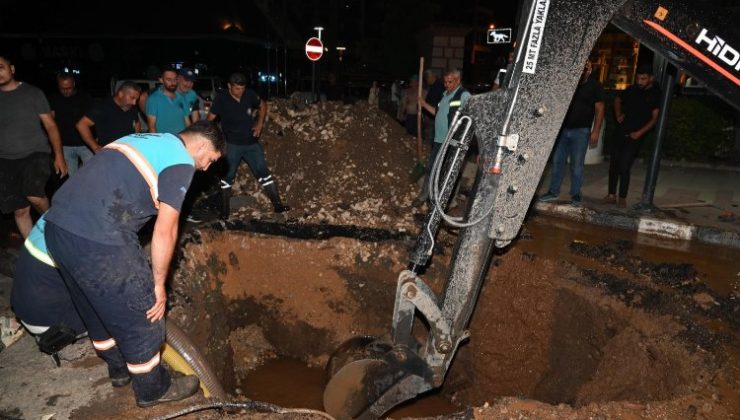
44, 121, 224, 408
417, 68, 471, 204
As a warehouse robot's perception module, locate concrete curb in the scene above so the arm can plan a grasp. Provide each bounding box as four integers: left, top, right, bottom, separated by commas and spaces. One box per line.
534, 202, 740, 249
659, 159, 740, 173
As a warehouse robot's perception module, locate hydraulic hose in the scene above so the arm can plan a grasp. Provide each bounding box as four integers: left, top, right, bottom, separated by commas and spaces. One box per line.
164, 319, 227, 400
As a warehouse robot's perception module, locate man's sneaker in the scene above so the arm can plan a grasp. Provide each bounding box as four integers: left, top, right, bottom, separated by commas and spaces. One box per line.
570, 195, 582, 207
136, 375, 200, 408
185, 215, 202, 223
539, 192, 559, 202
617, 197, 627, 208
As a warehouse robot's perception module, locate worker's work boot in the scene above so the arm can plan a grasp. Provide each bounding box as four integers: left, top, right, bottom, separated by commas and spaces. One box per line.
617, 197, 627, 208
219, 180, 232, 219
96, 346, 130, 387
262, 182, 291, 213
136, 375, 200, 408
109, 365, 131, 388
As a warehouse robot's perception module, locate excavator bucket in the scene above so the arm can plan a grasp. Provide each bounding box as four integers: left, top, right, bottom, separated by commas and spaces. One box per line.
323, 336, 432, 419
324, 356, 403, 419
323, 337, 396, 419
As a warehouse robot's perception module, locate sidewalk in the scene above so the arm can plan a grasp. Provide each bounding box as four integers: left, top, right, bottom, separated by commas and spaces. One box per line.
534, 159, 740, 248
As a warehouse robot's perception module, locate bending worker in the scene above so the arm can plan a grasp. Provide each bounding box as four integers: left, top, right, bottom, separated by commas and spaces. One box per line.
11, 215, 130, 385
43, 121, 225, 408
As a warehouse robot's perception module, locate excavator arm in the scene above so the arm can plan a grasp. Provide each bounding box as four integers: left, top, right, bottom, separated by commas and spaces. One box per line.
323, 1, 739, 418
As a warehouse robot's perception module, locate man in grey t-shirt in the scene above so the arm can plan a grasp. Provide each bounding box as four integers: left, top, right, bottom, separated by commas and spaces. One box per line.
0, 56, 67, 238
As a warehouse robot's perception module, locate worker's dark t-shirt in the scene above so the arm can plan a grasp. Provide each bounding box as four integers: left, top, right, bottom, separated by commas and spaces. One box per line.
85, 97, 138, 145
563, 78, 604, 129
48, 91, 93, 147
0, 82, 52, 159
210, 89, 261, 145
618, 84, 661, 134
45, 133, 195, 246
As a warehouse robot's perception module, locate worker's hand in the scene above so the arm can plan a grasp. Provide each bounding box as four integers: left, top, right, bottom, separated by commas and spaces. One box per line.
53, 154, 68, 178
628, 131, 641, 140
616, 113, 625, 123
146, 284, 167, 322
252, 122, 263, 138
92, 144, 102, 154
589, 130, 599, 145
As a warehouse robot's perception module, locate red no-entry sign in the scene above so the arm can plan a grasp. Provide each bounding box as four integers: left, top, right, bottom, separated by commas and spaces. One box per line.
305, 37, 324, 61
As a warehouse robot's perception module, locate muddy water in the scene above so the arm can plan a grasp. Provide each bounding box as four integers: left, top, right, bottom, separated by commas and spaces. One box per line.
520, 215, 740, 296
241, 358, 460, 418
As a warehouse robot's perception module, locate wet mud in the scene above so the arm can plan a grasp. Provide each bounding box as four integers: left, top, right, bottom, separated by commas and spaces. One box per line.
119, 214, 737, 419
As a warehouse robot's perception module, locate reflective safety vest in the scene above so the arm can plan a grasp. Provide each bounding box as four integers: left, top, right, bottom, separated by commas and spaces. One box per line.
447, 87, 469, 127
104, 133, 195, 209
25, 215, 55, 267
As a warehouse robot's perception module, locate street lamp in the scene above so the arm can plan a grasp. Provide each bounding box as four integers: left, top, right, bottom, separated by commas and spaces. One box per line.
314, 26, 324, 40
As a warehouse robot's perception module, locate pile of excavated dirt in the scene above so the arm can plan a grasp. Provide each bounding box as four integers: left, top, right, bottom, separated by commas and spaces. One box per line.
226, 99, 424, 232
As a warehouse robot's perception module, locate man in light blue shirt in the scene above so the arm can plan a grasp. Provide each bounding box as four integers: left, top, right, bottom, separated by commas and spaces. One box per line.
146, 67, 189, 134
417, 69, 470, 203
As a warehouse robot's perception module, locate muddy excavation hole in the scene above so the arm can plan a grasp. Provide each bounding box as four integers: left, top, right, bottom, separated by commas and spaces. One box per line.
167, 223, 717, 418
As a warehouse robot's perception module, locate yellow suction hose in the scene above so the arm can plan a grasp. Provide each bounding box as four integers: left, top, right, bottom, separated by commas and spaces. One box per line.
163, 320, 227, 400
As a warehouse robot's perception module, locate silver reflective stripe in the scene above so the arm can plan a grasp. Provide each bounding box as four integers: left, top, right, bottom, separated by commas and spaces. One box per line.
25, 240, 56, 268
449, 101, 462, 107
21, 321, 49, 335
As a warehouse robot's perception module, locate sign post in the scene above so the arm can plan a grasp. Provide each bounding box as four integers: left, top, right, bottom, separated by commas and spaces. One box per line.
307, 27, 324, 103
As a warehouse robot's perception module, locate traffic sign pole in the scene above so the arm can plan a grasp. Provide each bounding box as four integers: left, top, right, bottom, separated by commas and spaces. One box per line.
306, 30, 324, 103
311, 62, 316, 103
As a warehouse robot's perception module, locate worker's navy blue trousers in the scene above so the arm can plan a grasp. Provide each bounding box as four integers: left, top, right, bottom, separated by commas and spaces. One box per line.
45, 222, 170, 403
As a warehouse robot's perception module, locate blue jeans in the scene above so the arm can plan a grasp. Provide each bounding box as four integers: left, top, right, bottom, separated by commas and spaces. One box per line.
225, 142, 270, 185
547, 127, 590, 197
63, 146, 94, 176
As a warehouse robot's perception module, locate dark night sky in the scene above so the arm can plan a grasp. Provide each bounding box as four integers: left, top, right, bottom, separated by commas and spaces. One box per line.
1, 0, 520, 92
1, 0, 518, 40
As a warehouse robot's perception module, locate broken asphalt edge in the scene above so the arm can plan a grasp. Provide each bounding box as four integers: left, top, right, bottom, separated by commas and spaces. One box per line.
534, 202, 740, 250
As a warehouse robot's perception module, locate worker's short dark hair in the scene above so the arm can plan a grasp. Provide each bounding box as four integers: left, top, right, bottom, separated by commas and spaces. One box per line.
636, 64, 653, 76
56, 72, 75, 83
180, 120, 227, 155
116, 81, 142, 94
161, 66, 178, 77
0, 55, 12, 65
228, 72, 248, 86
